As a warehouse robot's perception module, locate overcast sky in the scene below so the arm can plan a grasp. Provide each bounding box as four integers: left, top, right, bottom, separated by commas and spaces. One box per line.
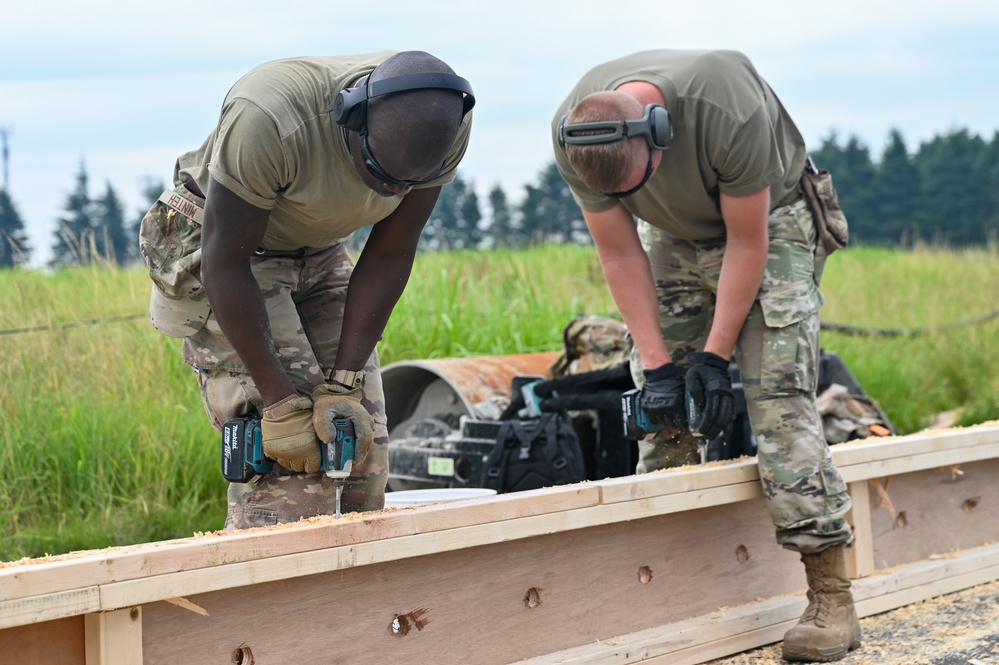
2, 0, 997, 267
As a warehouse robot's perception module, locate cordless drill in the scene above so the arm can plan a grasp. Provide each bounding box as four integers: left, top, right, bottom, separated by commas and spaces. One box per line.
221, 416, 356, 518
621, 388, 709, 463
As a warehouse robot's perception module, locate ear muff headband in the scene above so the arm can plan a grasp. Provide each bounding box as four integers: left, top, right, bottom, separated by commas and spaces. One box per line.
557, 104, 672, 150
334, 72, 476, 132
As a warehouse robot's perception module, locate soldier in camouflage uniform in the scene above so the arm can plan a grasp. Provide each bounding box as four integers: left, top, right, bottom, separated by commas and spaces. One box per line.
139, 51, 474, 530
553, 51, 860, 661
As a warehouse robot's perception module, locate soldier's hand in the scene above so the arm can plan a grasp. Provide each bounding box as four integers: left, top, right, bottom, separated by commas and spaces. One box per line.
261, 394, 322, 473
311, 383, 374, 466
685, 352, 735, 441
641, 362, 688, 428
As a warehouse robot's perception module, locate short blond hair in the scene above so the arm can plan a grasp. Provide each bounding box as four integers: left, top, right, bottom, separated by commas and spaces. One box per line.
565, 92, 647, 193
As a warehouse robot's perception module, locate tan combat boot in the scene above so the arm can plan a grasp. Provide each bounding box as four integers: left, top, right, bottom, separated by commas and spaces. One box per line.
782, 544, 862, 662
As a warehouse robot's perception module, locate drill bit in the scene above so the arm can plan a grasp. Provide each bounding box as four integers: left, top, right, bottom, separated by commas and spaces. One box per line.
334, 480, 344, 519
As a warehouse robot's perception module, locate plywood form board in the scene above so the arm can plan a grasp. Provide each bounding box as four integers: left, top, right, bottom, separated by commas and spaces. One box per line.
518, 541, 999, 665
863, 457, 999, 569
0, 615, 85, 665
140, 498, 801, 665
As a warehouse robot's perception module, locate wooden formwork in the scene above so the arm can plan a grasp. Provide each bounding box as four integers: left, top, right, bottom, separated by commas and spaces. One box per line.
2, 423, 998, 665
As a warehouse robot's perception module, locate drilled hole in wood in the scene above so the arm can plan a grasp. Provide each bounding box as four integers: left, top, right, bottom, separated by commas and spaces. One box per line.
638, 566, 653, 584
231, 645, 254, 665
390, 608, 430, 637
895, 511, 908, 528
524, 587, 542, 608
129, 607, 139, 621
963, 496, 981, 512
736, 545, 750, 563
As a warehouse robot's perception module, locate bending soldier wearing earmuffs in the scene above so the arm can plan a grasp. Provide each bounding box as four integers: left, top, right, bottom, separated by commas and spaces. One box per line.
552, 50, 859, 662
139, 51, 474, 530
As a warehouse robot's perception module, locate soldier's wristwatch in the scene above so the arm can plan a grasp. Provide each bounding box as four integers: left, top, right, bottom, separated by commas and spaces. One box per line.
326, 368, 366, 390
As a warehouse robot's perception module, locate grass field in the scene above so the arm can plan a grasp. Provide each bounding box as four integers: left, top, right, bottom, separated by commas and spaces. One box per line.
2, 243, 997, 561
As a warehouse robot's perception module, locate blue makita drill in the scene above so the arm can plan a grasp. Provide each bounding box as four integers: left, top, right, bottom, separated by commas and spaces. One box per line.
221, 416, 356, 517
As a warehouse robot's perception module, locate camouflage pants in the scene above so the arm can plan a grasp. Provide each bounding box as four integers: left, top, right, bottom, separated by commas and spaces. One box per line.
181, 243, 389, 531
633, 198, 852, 553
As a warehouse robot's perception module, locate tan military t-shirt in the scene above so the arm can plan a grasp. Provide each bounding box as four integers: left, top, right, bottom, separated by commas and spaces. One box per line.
174, 52, 472, 250
552, 50, 806, 240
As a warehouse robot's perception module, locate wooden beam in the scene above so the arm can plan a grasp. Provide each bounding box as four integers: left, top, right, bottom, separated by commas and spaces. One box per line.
85, 608, 142, 665
844, 479, 875, 579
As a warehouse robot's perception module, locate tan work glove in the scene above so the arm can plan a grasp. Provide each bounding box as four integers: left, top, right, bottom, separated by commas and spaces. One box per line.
311, 383, 375, 466
261, 394, 322, 473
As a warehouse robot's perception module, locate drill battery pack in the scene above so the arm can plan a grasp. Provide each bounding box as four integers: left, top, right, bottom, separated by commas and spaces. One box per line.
221, 416, 272, 483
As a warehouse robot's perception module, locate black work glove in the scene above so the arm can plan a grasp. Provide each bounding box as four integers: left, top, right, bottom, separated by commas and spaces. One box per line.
641, 362, 687, 428
685, 352, 735, 441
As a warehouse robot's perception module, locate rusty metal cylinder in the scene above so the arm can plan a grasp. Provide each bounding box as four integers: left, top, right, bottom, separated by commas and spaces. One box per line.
380, 352, 561, 438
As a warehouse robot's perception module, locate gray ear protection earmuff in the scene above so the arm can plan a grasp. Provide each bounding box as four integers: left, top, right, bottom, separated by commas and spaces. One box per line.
557, 103, 672, 150
334, 72, 476, 132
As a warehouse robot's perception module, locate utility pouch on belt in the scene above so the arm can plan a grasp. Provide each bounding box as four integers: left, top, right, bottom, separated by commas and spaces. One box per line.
801, 156, 849, 255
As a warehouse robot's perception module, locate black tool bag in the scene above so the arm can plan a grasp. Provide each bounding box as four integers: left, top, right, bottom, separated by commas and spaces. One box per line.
482, 413, 586, 493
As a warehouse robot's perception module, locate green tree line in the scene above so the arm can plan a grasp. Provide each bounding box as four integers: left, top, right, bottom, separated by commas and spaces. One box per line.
2, 125, 998, 269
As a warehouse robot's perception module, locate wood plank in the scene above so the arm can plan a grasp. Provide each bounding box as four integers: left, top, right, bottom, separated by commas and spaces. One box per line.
85, 608, 142, 665
516, 594, 804, 665
837, 440, 999, 483
0, 615, 85, 665
0, 483, 600, 604
0, 587, 101, 631
845, 479, 875, 578
596, 459, 759, 504
831, 425, 999, 467
834, 428, 999, 468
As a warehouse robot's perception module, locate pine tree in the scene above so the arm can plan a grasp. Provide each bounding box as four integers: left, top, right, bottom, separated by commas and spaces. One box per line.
93, 182, 131, 264
875, 129, 921, 245
518, 162, 585, 245
973, 132, 999, 239
51, 161, 95, 266
916, 129, 988, 244
487, 184, 519, 248
424, 173, 482, 250
0, 188, 31, 268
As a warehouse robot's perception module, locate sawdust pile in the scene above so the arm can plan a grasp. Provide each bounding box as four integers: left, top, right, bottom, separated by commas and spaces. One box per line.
706, 578, 999, 664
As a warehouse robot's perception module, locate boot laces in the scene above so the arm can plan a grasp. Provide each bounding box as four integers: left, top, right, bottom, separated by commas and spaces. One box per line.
801, 573, 835, 627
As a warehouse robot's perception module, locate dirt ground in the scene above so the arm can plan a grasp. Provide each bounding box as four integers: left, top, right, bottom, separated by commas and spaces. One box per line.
705, 579, 999, 665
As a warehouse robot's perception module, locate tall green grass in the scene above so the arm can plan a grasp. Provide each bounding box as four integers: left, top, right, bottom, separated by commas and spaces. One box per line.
1, 244, 997, 561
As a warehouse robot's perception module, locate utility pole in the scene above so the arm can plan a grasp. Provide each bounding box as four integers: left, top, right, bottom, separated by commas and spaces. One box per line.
0, 127, 10, 191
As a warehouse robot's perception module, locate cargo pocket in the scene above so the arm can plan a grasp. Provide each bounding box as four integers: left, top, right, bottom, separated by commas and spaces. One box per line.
757, 241, 825, 396
138, 189, 210, 338
818, 454, 848, 498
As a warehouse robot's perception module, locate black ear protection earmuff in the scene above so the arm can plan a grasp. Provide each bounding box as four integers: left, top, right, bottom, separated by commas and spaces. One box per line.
557, 104, 672, 150
334, 72, 476, 132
